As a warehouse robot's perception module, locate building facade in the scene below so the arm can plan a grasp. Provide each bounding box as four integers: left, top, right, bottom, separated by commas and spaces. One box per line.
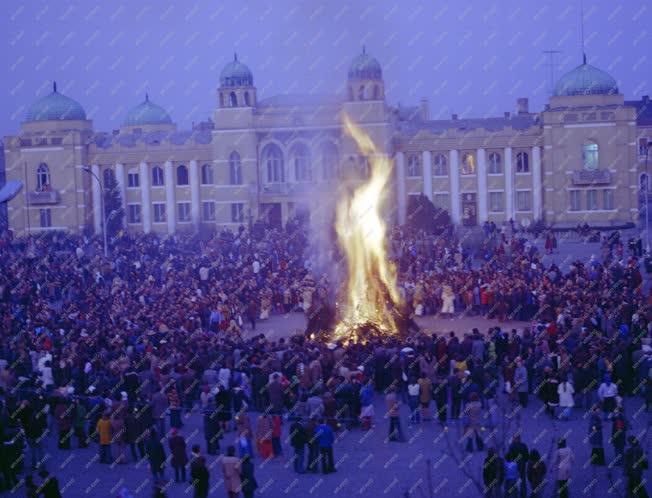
3, 50, 652, 236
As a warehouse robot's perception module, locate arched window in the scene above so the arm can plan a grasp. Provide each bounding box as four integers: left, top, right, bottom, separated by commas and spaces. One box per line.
152, 166, 164, 186
488, 152, 502, 174
244, 91, 250, 106
176, 164, 189, 185
262, 143, 284, 183
373, 85, 380, 100
36, 163, 50, 191
582, 141, 599, 170
229, 152, 242, 185
358, 85, 365, 100
461, 152, 476, 175
291, 143, 312, 182
407, 154, 421, 177
516, 152, 529, 173
433, 154, 447, 176
229, 92, 237, 107
321, 142, 339, 180
103, 168, 115, 186
201, 164, 214, 185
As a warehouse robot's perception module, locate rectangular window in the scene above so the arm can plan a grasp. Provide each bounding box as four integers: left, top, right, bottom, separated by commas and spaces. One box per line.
202, 201, 215, 222
603, 189, 614, 210
489, 192, 504, 212
153, 203, 166, 223
127, 204, 141, 224
516, 191, 531, 211
569, 190, 581, 211
231, 203, 244, 223
128, 171, 139, 188
39, 208, 51, 228
640, 138, 650, 157
586, 189, 599, 210
433, 193, 449, 211
178, 202, 191, 222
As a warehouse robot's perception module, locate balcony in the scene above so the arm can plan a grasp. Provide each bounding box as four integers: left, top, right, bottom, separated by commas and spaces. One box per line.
571, 169, 611, 186
261, 182, 315, 195
28, 190, 61, 205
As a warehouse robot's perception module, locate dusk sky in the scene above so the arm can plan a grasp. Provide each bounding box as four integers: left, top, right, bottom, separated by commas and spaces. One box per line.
0, 0, 649, 136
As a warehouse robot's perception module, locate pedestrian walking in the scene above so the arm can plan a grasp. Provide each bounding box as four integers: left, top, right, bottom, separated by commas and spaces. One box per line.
221, 445, 241, 498
554, 439, 574, 498
190, 445, 209, 498
240, 454, 258, 498
624, 436, 649, 498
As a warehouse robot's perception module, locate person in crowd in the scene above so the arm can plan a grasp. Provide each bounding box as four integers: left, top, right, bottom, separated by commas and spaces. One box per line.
588, 405, 605, 465
190, 445, 209, 498
168, 428, 188, 483
289, 419, 306, 473
221, 445, 241, 498
554, 439, 574, 498
315, 418, 335, 474
624, 436, 648, 498
483, 447, 504, 498
610, 407, 628, 466
38, 469, 62, 498
240, 454, 258, 498
557, 375, 575, 421
598, 375, 619, 420
146, 429, 166, 482
526, 449, 546, 498
462, 392, 483, 452
385, 385, 403, 442
96, 412, 112, 464
407, 376, 420, 423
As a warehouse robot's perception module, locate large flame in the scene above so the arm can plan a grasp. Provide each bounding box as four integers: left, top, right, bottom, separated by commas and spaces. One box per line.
332, 115, 403, 343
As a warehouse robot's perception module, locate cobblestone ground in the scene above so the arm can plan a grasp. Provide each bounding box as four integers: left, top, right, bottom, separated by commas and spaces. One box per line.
4, 233, 651, 498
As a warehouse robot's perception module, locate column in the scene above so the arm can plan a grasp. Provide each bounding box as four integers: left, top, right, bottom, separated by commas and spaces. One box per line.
395, 152, 407, 224
115, 163, 126, 227
450, 150, 461, 224
504, 147, 514, 221
164, 161, 176, 234
189, 160, 200, 229
422, 150, 433, 201
532, 146, 542, 221
139, 161, 151, 234
477, 148, 488, 223
91, 164, 102, 234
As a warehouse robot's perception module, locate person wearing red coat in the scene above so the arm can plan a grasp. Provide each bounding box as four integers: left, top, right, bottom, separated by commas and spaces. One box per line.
168, 429, 189, 483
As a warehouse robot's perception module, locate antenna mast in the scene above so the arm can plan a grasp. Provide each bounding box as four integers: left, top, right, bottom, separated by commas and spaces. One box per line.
580, 0, 586, 62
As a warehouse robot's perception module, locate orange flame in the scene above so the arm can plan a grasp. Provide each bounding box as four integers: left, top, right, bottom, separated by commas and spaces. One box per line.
332, 115, 403, 343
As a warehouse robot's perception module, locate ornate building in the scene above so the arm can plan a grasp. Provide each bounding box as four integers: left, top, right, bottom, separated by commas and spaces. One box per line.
2, 49, 652, 236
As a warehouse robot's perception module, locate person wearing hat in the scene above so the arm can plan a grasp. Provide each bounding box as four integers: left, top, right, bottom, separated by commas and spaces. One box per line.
624, 436, 649, 497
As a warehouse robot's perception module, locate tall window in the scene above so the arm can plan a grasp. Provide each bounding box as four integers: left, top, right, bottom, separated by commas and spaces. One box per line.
640, 138, 650, 157
127, 170, 139, 188
202, 201, 215, 222
229, 152, 242, 185
569, 190, 581, 211
103, 168, 115, 185
177, 202, 191, 222
407, 154, 421, 177
516, 191, 531, 211
231, 203, 244, 223
291, 143, 312, 182
201, 164, 214, 185
461, 153, 475, 175
128, 204, 141, 224
321, 142, 339, 180
516, 152, 529, 173
152, 166, 164, 186
36, 163, 50, 191
373, 85, 380, 100
488, 152, 502, 174
262, 144, 284, 183
229, 92, 237, 107
358, 85, 364, 100
433, 193, 449, 210
433, 154, 447, 176
39, 208, 51, 227
582, 141, 599, 170
244, 91, 250, 106
489, 192, 504, 212
603, 189, 614, 210
586, 189, 599, 210
153, 203, 166, 222
176, 165, 189, 185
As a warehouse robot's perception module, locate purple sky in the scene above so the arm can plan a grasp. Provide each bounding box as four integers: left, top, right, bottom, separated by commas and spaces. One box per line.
0, 0, 649, 136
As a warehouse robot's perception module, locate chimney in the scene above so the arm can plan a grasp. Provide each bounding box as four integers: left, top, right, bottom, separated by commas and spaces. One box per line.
452, 113, 458, 120
517, 97, 529, 115
419, 97, 429, 120
504, 111, 511, 118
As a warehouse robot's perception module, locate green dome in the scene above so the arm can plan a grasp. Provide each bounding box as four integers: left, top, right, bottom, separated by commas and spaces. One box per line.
25, 82, 86, 122
554, 58, 619, 96
123, 94, 172, 126
348, 47, 382, 80
220, 53, 253, 87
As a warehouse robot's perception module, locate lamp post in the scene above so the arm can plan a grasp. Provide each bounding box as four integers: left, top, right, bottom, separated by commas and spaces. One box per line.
645, 141, 652, 255
83, 167, 108, 258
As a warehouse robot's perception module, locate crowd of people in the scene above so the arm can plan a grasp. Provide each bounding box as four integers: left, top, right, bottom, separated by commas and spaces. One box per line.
0, 220, 650, 497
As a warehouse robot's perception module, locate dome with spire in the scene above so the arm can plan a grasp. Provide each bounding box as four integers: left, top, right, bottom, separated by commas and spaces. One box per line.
25, 82, 87, 122
123, 94, 172, 126
348, 46, 382, 80
220, 53, 253, 87
554, 55, 619, 97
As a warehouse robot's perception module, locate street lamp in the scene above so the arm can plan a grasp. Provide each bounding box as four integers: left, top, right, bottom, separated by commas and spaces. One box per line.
645, 140, 652, 255
82, 167, 108, 258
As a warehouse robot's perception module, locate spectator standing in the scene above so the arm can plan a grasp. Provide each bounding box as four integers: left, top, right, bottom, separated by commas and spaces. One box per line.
526, 449, 547, 498
96, 412, 112, 464
483, 447, 504, 498
385, 386, 404, 442
146, 430, 166, 482
221, 445, 241, 498
168, 428, 188, 483
554, 439, 574, 498
240, 454, 258, 498
588, 405, 605, 465
624, 436, 649, 498
289, 420, 306, 473
315, 418, 335, 474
